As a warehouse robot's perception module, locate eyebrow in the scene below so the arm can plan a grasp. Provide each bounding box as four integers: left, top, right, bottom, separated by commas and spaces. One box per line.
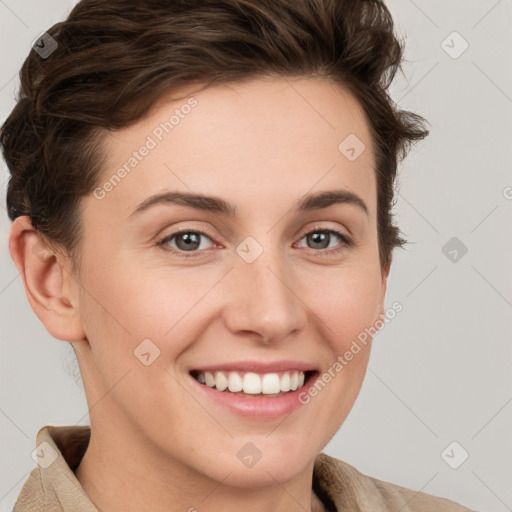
127, 189, 369, 221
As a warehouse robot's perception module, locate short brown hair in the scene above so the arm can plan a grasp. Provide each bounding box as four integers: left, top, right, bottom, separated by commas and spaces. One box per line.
1, 0, 428, 272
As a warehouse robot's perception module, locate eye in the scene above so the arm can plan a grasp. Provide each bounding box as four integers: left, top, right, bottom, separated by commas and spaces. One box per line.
296, 228, 353, 255
157, 226, 353, 259
158, 229, 215, 258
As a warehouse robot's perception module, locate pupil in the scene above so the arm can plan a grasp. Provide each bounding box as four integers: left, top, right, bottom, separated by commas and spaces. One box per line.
178, 232, 200, 251
309, 232, 328, 249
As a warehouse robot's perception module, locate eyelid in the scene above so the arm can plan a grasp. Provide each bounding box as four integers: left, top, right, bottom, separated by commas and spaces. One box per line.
298, 222, 351, 240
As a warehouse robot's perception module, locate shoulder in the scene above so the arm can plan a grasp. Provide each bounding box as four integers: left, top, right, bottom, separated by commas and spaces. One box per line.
314, 452, 477, 512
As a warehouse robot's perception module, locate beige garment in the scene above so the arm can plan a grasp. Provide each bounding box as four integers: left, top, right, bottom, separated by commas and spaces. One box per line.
13, 425, 476, 511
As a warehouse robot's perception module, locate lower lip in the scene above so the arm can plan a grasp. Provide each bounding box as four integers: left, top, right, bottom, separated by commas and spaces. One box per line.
189, 372, 317, 419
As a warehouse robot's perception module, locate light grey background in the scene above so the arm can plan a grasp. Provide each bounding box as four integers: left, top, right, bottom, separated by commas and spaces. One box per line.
1, 1, 511, 511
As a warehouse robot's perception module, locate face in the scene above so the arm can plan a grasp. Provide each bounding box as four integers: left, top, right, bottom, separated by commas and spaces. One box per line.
71, 77, 388, 487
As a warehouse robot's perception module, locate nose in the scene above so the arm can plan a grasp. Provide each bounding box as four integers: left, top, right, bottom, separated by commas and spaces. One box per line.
222, 245, 308, 345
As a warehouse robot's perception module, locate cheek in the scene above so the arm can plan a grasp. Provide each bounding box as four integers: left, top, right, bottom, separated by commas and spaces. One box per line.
79, 255, 211, 365
298, 264, 381, 407
304, 263, 382, 348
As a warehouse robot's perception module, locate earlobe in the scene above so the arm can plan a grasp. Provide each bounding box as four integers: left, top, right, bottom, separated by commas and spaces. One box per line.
376, 260, 391, 321
8, 216, 86, 342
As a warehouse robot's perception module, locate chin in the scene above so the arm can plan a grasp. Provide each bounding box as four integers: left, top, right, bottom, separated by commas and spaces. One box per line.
203, 444, 315, 488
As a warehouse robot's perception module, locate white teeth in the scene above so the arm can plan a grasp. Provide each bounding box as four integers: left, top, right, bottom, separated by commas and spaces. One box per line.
261, 373, 280, 394
194, 369, 308, 395
228, 371, 243, 392
215, 371, 228, 391
280, 372, 291, 392
205, 372, 215, 387
243, 372, 261, 394
290, 371, 299, 391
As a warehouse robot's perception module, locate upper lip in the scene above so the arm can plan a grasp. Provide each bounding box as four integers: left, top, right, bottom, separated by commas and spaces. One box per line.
190, 360, 318, 374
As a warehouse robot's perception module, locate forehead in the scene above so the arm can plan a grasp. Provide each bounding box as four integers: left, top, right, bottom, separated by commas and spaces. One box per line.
92, 77, 376, 222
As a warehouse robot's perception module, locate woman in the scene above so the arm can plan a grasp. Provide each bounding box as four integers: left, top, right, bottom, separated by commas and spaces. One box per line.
3, 0, 476, 510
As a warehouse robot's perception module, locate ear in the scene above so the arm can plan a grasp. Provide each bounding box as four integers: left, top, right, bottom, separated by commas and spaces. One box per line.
8, 216, 86, 342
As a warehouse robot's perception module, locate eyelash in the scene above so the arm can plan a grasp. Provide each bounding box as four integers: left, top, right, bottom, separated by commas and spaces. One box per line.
157, 226, 354, 259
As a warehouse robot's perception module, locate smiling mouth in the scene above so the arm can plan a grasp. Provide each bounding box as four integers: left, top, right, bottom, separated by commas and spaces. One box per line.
190, 369, 317, 398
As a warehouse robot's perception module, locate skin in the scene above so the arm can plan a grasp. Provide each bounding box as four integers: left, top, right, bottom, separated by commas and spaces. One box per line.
9, 76, 389, 512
